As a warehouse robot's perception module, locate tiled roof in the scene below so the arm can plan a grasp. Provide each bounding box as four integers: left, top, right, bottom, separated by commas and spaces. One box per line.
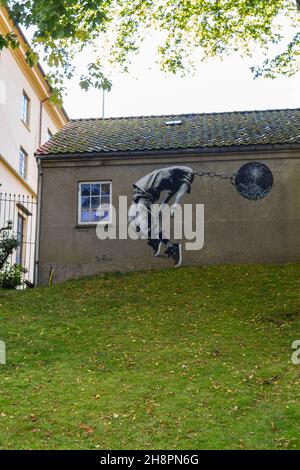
36, 108, 300, 157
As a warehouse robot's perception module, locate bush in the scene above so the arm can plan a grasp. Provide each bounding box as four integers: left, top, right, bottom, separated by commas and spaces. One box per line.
0, 264, 27, 289
0, 221, 19, 270
0, 220, 23, 289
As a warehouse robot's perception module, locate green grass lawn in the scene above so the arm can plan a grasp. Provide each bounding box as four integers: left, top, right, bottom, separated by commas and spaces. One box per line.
1, 264, 300, 450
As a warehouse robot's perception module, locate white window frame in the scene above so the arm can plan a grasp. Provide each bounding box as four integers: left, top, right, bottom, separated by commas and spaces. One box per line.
19, 147, 28, 179
78, 181, 112, 225
21, 91, 30, 127
16, 212, 26, 267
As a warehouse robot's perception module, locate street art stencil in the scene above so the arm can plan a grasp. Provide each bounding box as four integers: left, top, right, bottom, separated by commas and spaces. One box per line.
129, 162, 273, 268
235, 162, 274, 201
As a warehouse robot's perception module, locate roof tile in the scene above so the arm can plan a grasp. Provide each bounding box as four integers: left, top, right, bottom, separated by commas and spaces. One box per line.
36, 109, 300, 156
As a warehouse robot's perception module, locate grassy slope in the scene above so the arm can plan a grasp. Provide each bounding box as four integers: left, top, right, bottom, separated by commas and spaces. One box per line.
0, 264, 300, 450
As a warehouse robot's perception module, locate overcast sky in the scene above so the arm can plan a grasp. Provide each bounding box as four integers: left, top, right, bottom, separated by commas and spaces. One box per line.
63, 58, 300, 120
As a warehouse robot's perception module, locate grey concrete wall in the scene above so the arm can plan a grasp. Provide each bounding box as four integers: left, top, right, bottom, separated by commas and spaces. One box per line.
37, 149, 300, 285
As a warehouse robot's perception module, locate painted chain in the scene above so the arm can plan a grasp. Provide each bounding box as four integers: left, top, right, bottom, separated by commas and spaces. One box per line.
194, 170, 236, 185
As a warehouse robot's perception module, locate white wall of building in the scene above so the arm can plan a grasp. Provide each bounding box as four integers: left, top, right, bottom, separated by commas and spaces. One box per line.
0, 46, 61, 195
0, 5, 68, 286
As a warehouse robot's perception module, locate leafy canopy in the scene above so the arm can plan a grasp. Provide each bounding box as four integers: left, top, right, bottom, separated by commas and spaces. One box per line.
0, 0, 299, 102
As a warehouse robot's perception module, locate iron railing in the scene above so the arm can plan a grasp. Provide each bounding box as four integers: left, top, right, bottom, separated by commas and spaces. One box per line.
0, 193, 37, 288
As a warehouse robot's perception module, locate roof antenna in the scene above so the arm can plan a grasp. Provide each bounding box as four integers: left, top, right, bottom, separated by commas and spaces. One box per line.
102, 89, 105, 119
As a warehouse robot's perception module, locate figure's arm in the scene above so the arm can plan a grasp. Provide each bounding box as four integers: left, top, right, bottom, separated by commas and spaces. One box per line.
160, 190, 174, 205
170, 183, 190, 216
173, 183, 190, 205
128, 203, 138, 223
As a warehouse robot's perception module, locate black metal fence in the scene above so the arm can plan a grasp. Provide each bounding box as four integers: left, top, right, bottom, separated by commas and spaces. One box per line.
0, 193, 37, 288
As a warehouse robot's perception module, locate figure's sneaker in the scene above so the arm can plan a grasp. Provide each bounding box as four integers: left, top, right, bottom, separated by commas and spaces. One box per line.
147, 239, 162, 256
172, 244, 182, 267
165, 244, 182, 267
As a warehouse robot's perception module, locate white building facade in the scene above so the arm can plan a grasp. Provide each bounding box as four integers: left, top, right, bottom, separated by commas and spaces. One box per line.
0, 5, 68, 285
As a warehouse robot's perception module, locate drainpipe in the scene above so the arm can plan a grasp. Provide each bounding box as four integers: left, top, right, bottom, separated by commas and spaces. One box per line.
39, 97, 49, 147
35, 94, 51, 285
34, 157, 43, 286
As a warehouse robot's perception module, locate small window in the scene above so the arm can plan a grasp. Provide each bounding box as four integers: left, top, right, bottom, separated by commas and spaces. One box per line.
78, 182, 112, 225
21, 91, 30, 127
16, 214, 26, 266
19, 147, 28, 179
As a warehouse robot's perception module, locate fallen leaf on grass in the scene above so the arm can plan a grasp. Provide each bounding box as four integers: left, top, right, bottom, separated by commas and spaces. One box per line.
79, 424, 94, 434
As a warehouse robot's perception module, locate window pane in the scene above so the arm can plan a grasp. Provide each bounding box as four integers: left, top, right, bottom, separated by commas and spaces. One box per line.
91, 184, 100, 196
91, 197, 100, 209
91, 210, 100, 222
21, 97, 25, 120
19, 149, 26, 178
19, 155, 23, 176
81, 210, 90, 223
16, 215, 24, 265
81, 196, 90, 209
100, 210, 110, 222
22, 93, 29, 124
79, 182, 111, 224
101, 184, 110, 195
101, 195, 110, 205
81, 184, 90, 197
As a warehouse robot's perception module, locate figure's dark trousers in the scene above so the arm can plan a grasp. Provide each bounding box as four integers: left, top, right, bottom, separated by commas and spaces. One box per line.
128, 198, 170, 246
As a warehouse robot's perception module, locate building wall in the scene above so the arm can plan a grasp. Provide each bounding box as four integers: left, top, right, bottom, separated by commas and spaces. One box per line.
0, 158, 30, 195
0, 45, 59, 194
37, 149, 300, 285
0, 5, 68, 285
0, 4, 67, 197
41, 107, 58, 148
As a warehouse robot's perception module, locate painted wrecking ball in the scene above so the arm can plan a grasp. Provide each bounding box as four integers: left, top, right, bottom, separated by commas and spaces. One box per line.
235, 162, 274, 201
